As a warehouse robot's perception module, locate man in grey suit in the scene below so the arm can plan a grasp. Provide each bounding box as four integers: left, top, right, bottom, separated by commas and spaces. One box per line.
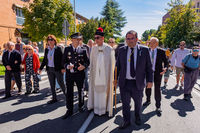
115, 30, 153, 129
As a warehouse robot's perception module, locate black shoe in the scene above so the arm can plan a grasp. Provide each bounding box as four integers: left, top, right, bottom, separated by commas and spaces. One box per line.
47, 99, 58, 104
156, 108, 162, 117
135, 117, 142, 126
119, 121, 131, 129
25, 92, 31, 95
62, 111, 73, 119
79, 106, 86, 113
2, 95, 11, 99
32, 90, 39, 94
143, 101, 151, 106
189, 94, 193, 98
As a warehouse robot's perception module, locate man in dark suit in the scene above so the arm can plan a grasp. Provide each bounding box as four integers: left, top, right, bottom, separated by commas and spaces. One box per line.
115, 30, 153, 129
62, 33, 90, 119
39, 35, 66, 104
2, 41, 22, 99
143, 37, 168, 116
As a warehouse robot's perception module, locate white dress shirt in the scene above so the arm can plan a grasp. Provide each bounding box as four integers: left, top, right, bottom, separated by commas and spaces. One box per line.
126, 45, 137, 80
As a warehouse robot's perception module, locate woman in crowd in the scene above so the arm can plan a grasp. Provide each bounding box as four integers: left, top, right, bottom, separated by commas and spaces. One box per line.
39, 35, 66, 104
22, 45, 40, 94
182, 46, 200, 101
32, 42, 39, 56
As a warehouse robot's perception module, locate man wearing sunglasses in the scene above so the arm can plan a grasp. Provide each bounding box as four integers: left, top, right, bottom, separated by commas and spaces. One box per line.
182, 46, 200, 101
87, 27, 115, 117
171, 41, 190, 89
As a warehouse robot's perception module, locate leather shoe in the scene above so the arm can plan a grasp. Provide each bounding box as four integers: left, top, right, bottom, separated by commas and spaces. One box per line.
143, 101, 151, 106
79, 106, 86, 113
62, 111, 73, 119
119, 121, 131, 129
32, 90, 39, 94
156, 108, 162, 117
47, 99, 58, 104
135, 117, 142, 126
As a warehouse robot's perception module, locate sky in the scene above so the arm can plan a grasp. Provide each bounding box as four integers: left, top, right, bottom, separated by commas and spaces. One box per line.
70, 0, 190, 39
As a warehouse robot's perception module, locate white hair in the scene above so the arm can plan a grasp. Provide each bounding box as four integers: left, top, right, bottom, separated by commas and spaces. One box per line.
88, 39, 94, 43
8, 41, 15, 46
150, 37, 159, 43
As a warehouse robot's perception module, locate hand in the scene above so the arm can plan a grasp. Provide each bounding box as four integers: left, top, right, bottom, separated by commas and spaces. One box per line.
170, 66, 173, 71
61, 69, 66, 74
14, 60, 18, 64
68, 65, 74, 70
147, 82, 153, 88
113, 80, 117, 88
160, 68, 167, 75
78, 63, 85, 71
6, 65, 12, 70
39, 70, 42, 74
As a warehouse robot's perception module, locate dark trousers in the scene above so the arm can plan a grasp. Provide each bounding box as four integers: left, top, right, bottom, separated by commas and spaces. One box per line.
84, 68, 89, 91
120, 80, 143, 122
5, 71, 22, 96
66, 73, 85, 113
47, 67, 66, 100
145, 73, 162, 108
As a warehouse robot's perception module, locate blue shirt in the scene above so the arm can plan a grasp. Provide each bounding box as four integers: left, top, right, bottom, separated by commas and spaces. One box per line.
182, 54, 200, 69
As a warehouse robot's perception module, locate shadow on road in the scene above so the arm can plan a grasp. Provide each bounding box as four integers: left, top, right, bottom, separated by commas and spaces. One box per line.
170, 98, 195, 117
161, 86, 183, 99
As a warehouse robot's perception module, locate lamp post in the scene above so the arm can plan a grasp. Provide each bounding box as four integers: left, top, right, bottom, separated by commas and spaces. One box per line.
74, 0, 76, 32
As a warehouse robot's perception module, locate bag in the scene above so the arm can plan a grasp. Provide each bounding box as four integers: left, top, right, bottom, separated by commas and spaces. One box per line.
37, 74, 41, 81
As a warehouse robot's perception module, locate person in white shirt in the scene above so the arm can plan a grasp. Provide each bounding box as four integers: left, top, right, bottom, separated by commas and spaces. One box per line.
171, 41, 190, 89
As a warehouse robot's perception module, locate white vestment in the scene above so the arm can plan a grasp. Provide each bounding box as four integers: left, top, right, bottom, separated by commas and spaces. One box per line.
87, 43, 115, 117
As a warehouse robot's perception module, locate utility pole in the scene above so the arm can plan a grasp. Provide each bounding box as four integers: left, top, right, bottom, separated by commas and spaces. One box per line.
74, 0, 76, 32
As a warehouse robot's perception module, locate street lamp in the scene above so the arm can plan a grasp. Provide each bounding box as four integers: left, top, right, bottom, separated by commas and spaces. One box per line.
74, 0, 76, 32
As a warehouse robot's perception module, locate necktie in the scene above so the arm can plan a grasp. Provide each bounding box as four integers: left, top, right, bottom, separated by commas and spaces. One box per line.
152, 50, 154, 64
130, 48, 135, 78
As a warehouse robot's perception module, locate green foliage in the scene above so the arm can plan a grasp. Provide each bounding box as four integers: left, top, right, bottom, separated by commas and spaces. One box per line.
115, 37, 125, 44
23, 0, 74, 42
141, 29, 156, 41
78, 17, 113, 44
101, 0, 127, 36
39, 56, 44, 62
189, 24, 200, 42
160, 0, 198, 48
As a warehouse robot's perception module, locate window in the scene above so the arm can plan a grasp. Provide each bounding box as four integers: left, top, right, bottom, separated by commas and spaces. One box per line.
16, 7, 25, 25
197, 2, 200, 8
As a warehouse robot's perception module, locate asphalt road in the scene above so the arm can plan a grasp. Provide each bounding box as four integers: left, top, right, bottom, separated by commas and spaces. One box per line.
0, 74, 200, 133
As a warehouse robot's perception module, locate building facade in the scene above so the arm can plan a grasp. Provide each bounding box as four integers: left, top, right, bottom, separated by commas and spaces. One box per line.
0, 0, 88, 50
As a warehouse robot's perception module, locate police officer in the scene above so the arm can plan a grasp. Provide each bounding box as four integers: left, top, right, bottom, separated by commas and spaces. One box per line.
62, 32, 90, 119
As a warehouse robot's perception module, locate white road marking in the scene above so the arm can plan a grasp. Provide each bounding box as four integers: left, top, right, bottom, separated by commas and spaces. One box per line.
78, 112, 94, 133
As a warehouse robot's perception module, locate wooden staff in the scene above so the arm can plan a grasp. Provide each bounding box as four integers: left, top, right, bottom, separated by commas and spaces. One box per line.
114, 67, 117, 110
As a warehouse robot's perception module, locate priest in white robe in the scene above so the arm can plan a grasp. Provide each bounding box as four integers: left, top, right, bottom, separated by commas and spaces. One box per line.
87, 27, 115, 117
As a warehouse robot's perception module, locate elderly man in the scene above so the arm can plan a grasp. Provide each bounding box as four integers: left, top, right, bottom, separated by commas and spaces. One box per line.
87, 27, 115, 117
2, 41, 22, 99
171, 41, 190, 89
143, 37, 168, 117
116, 30, 153, 129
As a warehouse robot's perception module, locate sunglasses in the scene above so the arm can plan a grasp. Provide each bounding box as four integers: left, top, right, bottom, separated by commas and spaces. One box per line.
94, 36, 101, 40
179, 45, 185, 46
26, 48, 32, 51
193, 49, 199, 52
47, 38, 54, 41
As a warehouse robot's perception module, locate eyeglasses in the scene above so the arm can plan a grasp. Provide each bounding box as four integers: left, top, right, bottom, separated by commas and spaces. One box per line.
109, 41, 114, 43
94, 36, 101, 40
179, 45, 185, 47
26, 48, 32, 51
126, 38, 136, 41
47, 38, 54, 41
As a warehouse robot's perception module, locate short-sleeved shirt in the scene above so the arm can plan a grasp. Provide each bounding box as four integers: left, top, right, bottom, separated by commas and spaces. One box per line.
182, 54, 200, 69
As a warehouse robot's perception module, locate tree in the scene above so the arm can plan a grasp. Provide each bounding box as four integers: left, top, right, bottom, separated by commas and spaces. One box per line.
101, 0, 127, 36
189, 24, 200, 42
141, 29, 156, 41
160, 0, 198, 48
23, 0, 74, 42
78, 17, 113, 44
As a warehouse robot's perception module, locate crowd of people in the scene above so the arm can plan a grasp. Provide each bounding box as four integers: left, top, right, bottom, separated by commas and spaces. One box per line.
1, 28, 200, 129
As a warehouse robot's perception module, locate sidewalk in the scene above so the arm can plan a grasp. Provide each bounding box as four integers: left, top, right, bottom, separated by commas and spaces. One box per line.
0, 71, 48, 94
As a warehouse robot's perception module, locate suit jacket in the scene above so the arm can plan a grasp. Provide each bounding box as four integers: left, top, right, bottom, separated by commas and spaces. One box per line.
2, 50, 21, 72
116, 44, 153, 90
40, 46, 64, 71
62, 45, 90, 76
153, 48, 169, 76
